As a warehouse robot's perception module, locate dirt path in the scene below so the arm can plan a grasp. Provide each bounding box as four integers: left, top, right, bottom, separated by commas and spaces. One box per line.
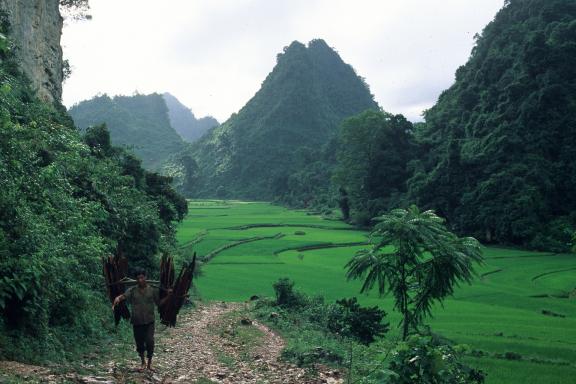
1, 302, 342, 384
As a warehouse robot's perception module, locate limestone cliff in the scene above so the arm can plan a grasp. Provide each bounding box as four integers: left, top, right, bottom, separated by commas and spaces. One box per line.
0, 0, 63, 102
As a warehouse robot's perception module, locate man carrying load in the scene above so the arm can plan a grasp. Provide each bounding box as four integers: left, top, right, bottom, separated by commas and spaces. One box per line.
112, 269, 172, 372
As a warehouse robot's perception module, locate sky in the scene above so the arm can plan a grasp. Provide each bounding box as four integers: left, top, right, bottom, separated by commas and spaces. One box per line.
61, 0, 505, 123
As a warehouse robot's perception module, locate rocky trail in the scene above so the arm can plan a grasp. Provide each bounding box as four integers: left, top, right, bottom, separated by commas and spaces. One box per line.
0, 302, 342, 384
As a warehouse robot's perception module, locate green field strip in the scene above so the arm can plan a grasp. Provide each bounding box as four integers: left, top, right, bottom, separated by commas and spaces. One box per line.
481, 268, 503, 278
187, 206, 231, 209
463, 356, 576, 384
273, 241, 369, 256
185, 214, 230, 217
450, 334, 576, 364
219, 223, 356, 230
178, 230, 208, 249
488, 254, 558, 259
209, 262, 286, 265
531, 267, 576, 281
200, 233, 285, 262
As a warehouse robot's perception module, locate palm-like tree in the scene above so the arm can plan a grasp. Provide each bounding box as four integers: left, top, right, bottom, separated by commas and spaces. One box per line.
346, 205, 482, 340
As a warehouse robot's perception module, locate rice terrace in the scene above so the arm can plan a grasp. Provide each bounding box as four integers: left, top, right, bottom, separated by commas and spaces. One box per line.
177, 200, 576, 384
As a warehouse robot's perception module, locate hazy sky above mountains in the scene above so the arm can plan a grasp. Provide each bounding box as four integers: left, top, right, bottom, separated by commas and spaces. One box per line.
62, 0, 505, 123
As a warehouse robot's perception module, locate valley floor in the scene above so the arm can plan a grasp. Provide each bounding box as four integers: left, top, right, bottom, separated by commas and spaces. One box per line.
178, 200, 576, 384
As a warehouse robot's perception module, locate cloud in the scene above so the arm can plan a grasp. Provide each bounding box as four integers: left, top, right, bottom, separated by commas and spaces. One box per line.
62, 0, 505, 123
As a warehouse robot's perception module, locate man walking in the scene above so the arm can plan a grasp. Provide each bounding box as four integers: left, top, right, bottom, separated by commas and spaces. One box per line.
112, 269, 171, 371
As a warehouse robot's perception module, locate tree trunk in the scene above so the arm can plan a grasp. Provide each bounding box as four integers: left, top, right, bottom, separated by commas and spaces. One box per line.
400, 262, 409, 340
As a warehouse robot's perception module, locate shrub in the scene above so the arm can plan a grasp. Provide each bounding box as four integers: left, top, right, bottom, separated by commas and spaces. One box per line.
273, 278, 306, 308
270, 279, 389, 345
387, 336, 485, 384
528, 216, 575, 252
351, 209, 373, 227
258, 279, 391, 371
328, 298, 389, 345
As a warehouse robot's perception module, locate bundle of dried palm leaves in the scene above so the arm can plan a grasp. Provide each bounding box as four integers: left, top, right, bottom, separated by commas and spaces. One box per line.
102, 253, 130, 325
159, 253, 175, 303
159, 252, 197, 327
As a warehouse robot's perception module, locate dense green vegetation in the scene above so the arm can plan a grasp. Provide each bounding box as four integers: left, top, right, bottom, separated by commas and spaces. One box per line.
407, 0, 576, 250
178, 200, 576, 384
189, 39, 378, 200
163, 92, 218, 143
0, 32, 187, 361
69, 93, 186, 170
334, 110, 416, 224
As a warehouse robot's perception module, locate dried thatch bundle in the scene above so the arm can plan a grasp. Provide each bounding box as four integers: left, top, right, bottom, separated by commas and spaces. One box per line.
102, 254, 130, 325
159, 253, 175, 303
159, 252, 197, 327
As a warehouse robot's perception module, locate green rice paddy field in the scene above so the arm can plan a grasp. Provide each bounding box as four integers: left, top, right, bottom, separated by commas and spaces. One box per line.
176, 200, 576, 383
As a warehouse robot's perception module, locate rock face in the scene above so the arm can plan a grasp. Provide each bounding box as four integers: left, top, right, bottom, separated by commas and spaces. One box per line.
0, 0, 63, 102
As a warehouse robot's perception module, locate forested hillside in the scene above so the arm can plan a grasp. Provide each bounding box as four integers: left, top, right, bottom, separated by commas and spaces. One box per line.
163, 92, 219, 143
0, 29, 187, 360
69, 93, 186, 170
405, 0, 576, 249
189, 39, 379, 200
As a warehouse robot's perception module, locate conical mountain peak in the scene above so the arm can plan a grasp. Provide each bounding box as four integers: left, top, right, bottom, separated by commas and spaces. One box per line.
190, 39, 378, 199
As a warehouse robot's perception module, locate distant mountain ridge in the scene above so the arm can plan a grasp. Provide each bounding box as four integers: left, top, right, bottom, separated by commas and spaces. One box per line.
163, 92, 219, 143
69, 93, 186, 170
190, 39, 379, 199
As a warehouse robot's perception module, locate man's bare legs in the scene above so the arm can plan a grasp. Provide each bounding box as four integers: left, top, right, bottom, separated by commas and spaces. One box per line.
147, 356, 155, 372
138, 353, 146, 371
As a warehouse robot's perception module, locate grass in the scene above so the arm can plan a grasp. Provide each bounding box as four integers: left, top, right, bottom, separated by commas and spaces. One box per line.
177, 200, 576, 383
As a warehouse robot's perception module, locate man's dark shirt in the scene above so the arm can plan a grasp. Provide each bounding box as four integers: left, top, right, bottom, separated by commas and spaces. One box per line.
124, 285, 160, 325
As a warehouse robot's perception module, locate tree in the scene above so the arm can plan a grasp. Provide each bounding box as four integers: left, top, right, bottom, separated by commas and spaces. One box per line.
346, 205, 482, 340
338, 187, 350, 221
334, 110, 415, 224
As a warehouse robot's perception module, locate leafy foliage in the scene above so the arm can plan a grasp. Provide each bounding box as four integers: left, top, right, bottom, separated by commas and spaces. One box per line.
272, 277, 304, 308
387, 336, 485, 384
269, 278, 388, 346
346, 206, 482, 340
328, 297, 389, 345
334, 110, 416, 224
407, 0, 576, 249
0, 35, 186, 361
